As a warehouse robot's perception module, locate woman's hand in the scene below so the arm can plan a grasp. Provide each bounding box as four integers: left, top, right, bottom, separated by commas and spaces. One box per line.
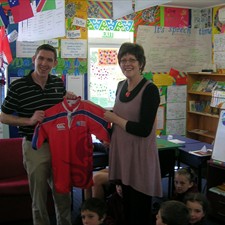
104, 110, 127, 130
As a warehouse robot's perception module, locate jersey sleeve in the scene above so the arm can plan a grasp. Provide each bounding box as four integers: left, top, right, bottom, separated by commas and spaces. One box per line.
32, 122, 48, 150
84, 101, 111, 143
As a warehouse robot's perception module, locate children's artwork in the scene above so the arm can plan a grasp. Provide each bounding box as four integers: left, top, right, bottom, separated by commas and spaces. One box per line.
163, 7, 190, 27
167, 102, 186, 119
167, 85, 187, 103
153, 73, 173, 86
98, 49, 117, 65
156, 106, 165, 130
191, 8, 212, 29
166, 119, 186, 135
213, 6, 225, 34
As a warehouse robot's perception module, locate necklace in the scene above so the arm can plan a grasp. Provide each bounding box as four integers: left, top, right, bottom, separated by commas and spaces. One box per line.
125, 91, 131, 97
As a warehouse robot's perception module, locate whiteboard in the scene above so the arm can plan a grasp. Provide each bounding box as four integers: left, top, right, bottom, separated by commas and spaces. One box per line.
66, 75, 84, 99
212, 110, 225, 162
136, 26, 212, 72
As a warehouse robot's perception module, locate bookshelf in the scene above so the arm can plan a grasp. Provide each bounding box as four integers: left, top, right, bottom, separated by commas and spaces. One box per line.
186, 72, 225, 143
207, 161, 225, 222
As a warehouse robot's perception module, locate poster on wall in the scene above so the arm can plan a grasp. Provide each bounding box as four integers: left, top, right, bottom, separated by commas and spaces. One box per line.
163, 7, 189, 27
136, 25, 212, 72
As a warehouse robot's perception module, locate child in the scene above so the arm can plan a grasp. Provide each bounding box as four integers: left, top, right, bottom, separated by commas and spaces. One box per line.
156, 200, 190, 225
80, 198, 107, 225
184, 193, 210, 225
172, 167, 198, 202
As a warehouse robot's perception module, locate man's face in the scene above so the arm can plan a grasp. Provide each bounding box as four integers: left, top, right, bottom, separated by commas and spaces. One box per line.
32, 49, 57, 78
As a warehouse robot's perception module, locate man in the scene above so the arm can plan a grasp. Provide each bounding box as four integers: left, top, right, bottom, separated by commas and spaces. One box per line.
0, 44, 75, 225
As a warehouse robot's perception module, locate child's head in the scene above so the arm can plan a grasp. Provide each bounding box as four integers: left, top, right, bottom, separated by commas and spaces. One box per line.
81, 197, 107, 225
156, 200, 189, 225
174, 167, 196, 194
184, 193, 209, 225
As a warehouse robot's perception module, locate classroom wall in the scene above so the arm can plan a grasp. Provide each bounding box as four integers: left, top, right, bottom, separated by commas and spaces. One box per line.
5, 1, 225, 137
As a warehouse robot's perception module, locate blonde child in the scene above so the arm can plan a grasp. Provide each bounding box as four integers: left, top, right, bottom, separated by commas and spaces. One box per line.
184, 193, 209, 225
172, 167, 198, 202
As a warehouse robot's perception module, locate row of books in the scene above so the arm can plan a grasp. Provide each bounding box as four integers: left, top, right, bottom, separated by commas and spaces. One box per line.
191, 79, 218, 92
211, 82, 225, 108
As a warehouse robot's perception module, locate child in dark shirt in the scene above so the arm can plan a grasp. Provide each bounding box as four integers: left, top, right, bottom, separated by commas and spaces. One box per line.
172, 167, 199, 202
156, 200, 190, 225
80, 198, 107, 225
184, 193, 210, 225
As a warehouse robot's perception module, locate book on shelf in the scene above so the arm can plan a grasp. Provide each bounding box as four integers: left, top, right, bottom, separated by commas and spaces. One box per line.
189, 100, 196, 112
196, 78, 210, 92
188, 100, 211, 113
210, 86, 225, 108
204, 79, 217, 92
214, 81, 225, 91
191, 81, 200, 91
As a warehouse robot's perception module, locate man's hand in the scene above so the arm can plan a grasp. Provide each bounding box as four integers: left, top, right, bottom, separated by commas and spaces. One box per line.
29, 110, 45, 126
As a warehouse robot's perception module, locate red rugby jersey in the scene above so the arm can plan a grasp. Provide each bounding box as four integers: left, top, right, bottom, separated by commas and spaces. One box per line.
32, 97, 110, 193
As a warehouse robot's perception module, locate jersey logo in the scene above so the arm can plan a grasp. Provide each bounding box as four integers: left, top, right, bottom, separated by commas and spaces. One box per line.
76, 121, 86, 127
57, 123, 66, 130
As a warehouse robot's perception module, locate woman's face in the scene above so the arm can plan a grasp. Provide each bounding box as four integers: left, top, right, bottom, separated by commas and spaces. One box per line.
174, 174, 193, 194
81, 210, 103, 225
186, 201, 205, 224
156, 210, 166, 225
119, 53, 141, 79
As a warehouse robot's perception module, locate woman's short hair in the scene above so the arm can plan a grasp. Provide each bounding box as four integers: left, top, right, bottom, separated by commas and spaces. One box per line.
117, 42, 146, 73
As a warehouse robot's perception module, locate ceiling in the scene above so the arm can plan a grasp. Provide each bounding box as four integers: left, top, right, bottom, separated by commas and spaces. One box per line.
162, 0, 225, 9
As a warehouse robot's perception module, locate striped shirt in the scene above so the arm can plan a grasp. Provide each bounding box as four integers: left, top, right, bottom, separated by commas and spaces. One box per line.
1, 70, 66, 139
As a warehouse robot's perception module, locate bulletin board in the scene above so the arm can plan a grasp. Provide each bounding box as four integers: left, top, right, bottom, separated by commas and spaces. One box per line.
136, 25, 212, 72
212, 110, 225, 163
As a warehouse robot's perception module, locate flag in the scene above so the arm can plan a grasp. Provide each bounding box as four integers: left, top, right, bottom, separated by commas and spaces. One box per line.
36, 0, 56, 13
0, 5, 9, 27
0, 27, 12, 68
8, 0, 34, 23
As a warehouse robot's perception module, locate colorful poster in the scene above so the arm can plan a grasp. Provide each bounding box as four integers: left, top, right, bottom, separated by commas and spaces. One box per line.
213, 6, 225, 34
163, 7, 190, 27
65, 0, 88, 39
133, 6, 160, 41
98, 49, 117, 66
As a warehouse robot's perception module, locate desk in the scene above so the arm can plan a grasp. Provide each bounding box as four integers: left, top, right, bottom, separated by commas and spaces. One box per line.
159, 134, 200, 144
178, 142, 213, 191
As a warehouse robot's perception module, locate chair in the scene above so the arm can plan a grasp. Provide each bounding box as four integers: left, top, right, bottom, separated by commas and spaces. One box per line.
0, 138, 54, 223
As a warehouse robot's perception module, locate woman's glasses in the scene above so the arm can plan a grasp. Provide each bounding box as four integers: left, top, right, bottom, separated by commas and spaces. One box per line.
120, 59, 137, 65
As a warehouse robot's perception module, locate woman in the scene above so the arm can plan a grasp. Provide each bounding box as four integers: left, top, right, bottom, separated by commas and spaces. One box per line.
104, 42, 162, 225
